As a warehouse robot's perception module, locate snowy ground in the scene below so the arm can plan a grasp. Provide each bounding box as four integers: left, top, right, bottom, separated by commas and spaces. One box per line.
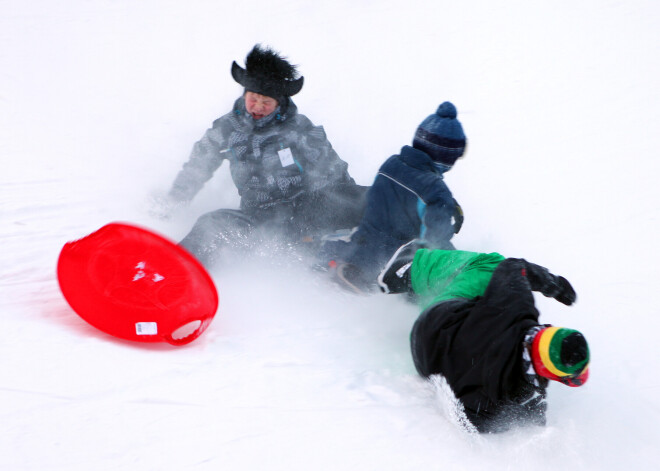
2, 1, 659, 470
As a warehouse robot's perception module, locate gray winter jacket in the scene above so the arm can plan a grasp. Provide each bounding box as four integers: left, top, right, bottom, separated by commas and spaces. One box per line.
169, 97, 355, 212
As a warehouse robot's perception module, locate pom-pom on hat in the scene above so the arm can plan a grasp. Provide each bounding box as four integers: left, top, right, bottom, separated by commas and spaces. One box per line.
531, 327, 590, 387
412, 101, 466, 166
231, 44, 304, 103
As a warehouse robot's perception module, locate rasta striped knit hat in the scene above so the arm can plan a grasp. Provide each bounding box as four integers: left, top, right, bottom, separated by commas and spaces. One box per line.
531, 327, 590, 387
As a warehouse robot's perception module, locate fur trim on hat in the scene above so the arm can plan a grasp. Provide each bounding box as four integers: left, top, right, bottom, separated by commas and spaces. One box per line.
231, 44, 304, 98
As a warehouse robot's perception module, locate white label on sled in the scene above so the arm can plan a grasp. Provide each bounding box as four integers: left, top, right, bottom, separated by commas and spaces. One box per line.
136, 322, 158, 335
278, 147, 295, 167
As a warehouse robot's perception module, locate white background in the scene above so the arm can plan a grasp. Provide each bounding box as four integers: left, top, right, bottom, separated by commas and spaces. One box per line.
1, 1, 658, 469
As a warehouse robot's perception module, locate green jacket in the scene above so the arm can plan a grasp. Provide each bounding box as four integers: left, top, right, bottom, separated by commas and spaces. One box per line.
411, 249, 505, 310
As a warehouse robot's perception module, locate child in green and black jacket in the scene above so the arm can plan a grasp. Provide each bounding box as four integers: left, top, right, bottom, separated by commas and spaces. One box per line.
378, 242, 590, 433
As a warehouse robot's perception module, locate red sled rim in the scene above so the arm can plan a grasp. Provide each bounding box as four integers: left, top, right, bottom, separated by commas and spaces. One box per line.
57, 222, 218, 346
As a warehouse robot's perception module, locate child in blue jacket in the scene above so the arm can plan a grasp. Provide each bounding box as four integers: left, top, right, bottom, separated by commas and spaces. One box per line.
321, 101, 466, 292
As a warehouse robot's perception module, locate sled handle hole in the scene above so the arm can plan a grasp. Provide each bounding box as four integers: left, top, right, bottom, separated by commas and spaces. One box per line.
169, 320, 203, 343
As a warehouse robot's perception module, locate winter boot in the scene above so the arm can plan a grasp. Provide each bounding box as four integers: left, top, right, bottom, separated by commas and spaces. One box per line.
377, 239, 425, 294
327, 260, 373, 295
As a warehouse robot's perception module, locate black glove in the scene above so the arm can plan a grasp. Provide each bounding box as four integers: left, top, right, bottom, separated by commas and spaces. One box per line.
452, 199, 464, 234
523, 261, 577, 306
553, 276, 577, 306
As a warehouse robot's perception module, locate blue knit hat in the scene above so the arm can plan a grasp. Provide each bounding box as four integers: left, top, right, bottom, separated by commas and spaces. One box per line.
412, 102, 466, 166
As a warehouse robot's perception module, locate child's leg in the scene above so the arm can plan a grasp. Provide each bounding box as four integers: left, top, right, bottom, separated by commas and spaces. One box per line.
179, 209, 255, 267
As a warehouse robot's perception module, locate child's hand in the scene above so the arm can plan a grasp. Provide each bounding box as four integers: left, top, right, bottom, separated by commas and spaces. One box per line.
553, 276, 577, 306
147, 192, 179, 220
452, 199, 464, 234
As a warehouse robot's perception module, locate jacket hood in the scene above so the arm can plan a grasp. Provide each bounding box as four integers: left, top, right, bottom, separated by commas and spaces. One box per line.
379, 146, 450, 205
399, 145, 448, 174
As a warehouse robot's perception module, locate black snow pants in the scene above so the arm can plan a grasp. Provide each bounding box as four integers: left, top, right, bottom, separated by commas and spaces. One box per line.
409, 258, 563, 433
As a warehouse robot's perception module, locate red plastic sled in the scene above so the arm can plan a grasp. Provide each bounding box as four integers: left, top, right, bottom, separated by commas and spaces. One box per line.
57, 222, 218, 346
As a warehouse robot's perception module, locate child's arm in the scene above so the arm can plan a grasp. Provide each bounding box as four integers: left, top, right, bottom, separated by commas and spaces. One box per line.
520, 260, 577, 306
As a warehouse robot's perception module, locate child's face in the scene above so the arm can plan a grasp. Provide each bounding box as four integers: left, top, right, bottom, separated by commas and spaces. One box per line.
245, 91, 278, 120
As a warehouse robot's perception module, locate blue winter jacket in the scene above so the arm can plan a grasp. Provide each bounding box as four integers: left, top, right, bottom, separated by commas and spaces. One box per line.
327, 145, 458, 279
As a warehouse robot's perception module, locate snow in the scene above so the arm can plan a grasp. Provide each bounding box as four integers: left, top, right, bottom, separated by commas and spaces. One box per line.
1, 0, 659, 469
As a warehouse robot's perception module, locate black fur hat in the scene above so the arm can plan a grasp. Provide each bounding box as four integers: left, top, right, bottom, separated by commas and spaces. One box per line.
231, 44, 304, 101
